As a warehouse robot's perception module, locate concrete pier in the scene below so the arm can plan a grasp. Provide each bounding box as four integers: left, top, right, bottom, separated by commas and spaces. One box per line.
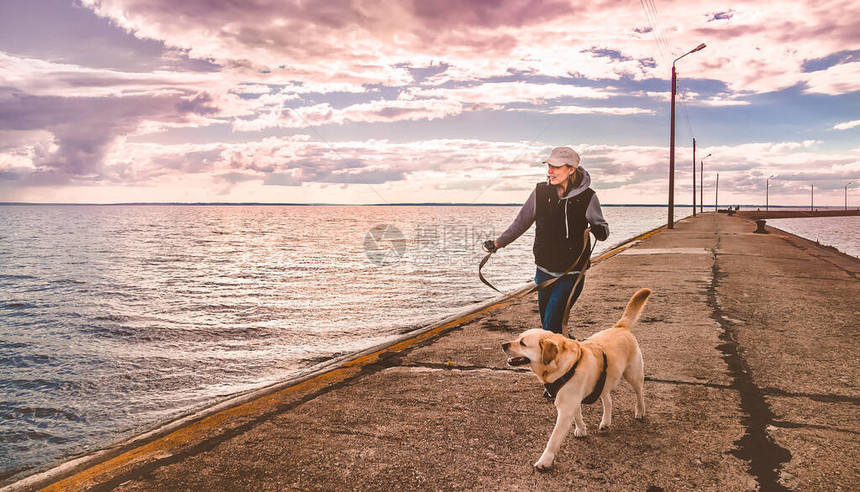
10, 213, 860, 491
738, 209, 860, 220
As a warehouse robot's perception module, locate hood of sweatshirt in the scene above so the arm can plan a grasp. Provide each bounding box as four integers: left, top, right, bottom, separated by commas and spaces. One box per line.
560, 167, 592, 199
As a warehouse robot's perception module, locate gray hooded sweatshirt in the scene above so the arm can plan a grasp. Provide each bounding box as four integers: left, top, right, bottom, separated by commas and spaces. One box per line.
496, 167, 609, 276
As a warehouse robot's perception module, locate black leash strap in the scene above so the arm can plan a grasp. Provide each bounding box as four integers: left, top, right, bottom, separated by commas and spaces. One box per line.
478, 251, 502, 293
559, 251, 592, 335
479, 227, 592, 295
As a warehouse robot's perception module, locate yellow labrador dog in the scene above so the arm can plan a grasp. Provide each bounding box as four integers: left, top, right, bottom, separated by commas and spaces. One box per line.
502, 288, 651, 470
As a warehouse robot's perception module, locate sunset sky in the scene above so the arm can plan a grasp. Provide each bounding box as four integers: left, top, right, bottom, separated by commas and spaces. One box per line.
1, 0, 858, 206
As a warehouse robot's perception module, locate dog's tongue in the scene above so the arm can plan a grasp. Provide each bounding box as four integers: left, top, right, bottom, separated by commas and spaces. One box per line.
507, 356, 529, 366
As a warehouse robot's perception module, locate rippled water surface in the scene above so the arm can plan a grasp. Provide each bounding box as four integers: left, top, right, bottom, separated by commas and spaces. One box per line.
1, 204, 692, 482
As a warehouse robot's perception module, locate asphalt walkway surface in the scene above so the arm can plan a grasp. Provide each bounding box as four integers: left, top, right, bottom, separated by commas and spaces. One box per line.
13, 213, 860, 491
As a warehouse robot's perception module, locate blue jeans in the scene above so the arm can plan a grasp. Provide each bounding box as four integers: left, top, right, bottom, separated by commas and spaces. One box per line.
535, 268, 585, 334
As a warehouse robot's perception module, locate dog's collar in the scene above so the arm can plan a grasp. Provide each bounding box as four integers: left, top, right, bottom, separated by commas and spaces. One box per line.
543, 351, 608, 403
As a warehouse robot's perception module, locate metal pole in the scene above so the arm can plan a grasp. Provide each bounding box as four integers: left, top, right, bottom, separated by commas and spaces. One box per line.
766, 175, 773, 212
668, 65, 677, 229
667, 43, 705, 227
699, 154, 711, 213
715, 173, 719, 212
810, 185, 814, 211
692, 138, 696, 217
847, 183, 852, 210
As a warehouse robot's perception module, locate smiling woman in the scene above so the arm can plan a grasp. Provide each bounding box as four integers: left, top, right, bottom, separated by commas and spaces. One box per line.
486, 147, 610, 335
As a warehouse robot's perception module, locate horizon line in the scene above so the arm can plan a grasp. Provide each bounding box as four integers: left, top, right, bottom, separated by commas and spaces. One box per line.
0, 202, 852, 209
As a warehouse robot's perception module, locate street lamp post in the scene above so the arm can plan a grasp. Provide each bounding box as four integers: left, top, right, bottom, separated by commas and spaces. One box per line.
692, 138, 697, 217
668, 43, 707, 229
811, 185, 814, 211
766, 175, 774, 212
715, 173, 719, 212
847, 182, 852, 210
700, 153, 711, 213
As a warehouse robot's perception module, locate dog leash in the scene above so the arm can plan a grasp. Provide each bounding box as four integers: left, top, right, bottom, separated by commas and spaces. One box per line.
479, 227, 592, 294
479, 227, 596, 334
478, 249, 504, 293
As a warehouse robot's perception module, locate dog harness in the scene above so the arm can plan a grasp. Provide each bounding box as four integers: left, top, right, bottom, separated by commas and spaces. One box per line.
543, 351, 608, 403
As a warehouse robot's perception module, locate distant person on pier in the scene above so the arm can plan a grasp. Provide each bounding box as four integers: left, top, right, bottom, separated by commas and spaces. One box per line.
484, 146, 609, 336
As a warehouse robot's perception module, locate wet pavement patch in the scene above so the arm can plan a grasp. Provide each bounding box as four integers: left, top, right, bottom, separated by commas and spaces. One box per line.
708, 243, 792, 491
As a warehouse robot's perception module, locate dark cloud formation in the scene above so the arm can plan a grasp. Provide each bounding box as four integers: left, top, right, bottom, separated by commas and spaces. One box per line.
84, 0, 573, 67
708, 10, 735, 22
586, 48, 632, 62
0, 88, 218, 185
93, 0, 572, 32
409, 0, 572, 28
403, 62, 450, 83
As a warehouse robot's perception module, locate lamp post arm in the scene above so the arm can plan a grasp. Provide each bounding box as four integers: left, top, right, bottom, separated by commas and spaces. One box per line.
673, 43, 707, 65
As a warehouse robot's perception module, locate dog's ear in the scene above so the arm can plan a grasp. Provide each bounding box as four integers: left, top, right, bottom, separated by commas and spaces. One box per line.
541, 338, 559, 365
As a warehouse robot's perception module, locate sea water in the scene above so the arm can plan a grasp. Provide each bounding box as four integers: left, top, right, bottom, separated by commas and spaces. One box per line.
767, 215, 860, 259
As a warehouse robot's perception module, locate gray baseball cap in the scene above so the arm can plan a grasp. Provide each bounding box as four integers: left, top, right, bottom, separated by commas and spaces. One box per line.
543, 147, 581, 167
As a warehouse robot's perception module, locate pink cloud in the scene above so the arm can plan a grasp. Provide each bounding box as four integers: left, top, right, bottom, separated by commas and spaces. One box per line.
4, 0, 859, 204
803, 62, 860, 95
74, 0, 860, 98
4, 131, 856, 204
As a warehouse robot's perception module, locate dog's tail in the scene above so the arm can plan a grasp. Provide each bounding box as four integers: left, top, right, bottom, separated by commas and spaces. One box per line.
615, 288, 652, 330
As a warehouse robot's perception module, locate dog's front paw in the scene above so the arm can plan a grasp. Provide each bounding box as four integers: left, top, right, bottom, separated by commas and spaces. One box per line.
533, 457, 554, 472
573, 426, 587, 438
598, 422, 610, 431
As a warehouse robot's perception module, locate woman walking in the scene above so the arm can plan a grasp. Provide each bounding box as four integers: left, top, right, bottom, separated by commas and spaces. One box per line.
484, 146, 609, 335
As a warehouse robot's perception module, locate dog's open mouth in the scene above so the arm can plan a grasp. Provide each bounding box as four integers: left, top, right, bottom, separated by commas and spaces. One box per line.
506, 356, 530, 366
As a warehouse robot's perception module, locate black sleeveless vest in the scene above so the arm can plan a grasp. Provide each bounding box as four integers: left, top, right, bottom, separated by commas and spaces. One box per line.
533, 182, 594, 273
